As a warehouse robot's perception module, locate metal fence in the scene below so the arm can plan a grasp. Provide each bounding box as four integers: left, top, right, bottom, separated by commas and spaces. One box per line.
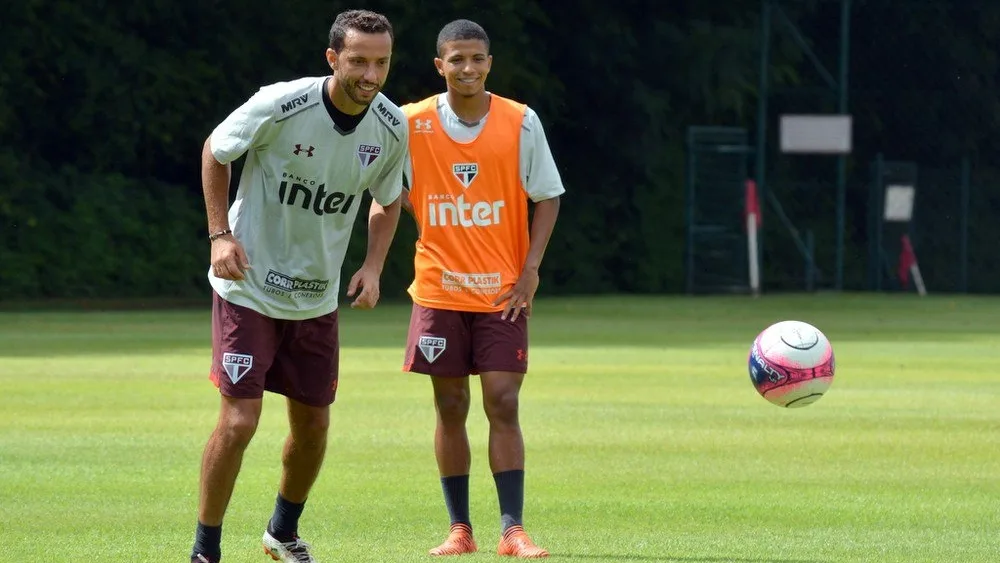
686, 136, 1000, 294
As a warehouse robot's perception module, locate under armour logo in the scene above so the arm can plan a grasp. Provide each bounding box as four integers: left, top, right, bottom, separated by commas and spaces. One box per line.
293, 144, 315, 157
414, 119, 432, 132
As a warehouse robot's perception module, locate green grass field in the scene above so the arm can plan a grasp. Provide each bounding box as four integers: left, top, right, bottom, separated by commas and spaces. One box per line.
1, 294, 998, 562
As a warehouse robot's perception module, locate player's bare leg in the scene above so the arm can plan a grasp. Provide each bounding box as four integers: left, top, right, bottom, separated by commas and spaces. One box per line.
262, 398, 329, 562
433, 376, 472, 475
199, 396, 263, 524
193, 396, 263, 561
279, 398, 330, 504
428, 376, 478, 556
480, 372, 547, 558
480, 372, 525, 473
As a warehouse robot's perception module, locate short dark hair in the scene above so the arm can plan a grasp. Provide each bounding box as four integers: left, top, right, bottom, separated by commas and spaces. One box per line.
328, 9, 394, 52
436, 19, 490, 56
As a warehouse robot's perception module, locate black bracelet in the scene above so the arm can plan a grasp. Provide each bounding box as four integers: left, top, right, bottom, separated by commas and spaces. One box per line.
208, 229, 232, 242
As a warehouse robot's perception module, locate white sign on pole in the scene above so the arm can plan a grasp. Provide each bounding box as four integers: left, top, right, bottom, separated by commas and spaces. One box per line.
780, 114, 853, 154
883, 184, 915, 222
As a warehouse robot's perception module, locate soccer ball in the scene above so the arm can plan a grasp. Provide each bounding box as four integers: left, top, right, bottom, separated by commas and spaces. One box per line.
748, 320, 835, 408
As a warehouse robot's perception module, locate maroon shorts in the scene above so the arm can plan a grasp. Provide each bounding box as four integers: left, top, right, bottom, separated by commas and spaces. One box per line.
403, 302, 528, 377
210, 292, 339, 407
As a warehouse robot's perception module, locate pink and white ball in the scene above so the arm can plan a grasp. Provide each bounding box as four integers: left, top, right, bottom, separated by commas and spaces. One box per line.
748, 320, 835, 408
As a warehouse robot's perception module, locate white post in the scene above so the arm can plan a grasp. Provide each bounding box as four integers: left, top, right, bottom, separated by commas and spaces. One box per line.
747, 213, 760, 298
911, 263, 927, 296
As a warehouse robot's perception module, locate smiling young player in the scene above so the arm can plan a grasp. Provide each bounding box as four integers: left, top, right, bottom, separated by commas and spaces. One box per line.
400, 19, 565, 559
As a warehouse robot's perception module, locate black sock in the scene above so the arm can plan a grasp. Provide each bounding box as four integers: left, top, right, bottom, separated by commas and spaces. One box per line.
268, 493, 306, 542
493, 469, 525, 533
192, 521, 222, 559
441, 475, 471, 526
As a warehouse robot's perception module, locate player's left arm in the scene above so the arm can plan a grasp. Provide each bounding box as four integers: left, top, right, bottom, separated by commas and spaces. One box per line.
347, 127, 407, 309
494, 108, 565, 321
500, 195, 559, 321
524, 197, 561, 273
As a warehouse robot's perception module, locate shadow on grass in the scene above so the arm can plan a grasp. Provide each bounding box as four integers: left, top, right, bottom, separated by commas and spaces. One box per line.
552, 554, 824, 563
2, 294, 999, 358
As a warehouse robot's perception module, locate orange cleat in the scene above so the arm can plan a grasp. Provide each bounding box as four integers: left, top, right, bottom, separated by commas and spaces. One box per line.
429, 523, 478, 556
496, 526, 548, 558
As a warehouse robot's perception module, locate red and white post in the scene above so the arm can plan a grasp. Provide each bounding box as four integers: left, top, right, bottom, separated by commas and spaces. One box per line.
898, 234, 927, 296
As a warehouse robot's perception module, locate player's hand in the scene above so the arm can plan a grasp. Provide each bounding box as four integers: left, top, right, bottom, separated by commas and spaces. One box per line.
347, 265, 381, 309
493, 267, 539, 322
211, 235, 251, 281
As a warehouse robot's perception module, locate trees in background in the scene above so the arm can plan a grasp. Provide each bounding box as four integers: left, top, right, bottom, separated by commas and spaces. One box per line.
2, 0, 996, 298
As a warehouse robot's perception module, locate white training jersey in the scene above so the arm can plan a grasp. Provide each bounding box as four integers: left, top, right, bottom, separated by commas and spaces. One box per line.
209, 76, 407, 320
403, 93, 565, 202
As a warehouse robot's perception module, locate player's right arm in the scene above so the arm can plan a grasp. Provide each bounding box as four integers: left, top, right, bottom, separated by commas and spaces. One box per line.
398, 105, 419, 225
203, 86, 277, 280
400, 152, 418, 224
202, 139, 249, 280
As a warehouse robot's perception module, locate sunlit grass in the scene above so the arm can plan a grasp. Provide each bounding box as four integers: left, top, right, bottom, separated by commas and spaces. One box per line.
1, 294, 998, 562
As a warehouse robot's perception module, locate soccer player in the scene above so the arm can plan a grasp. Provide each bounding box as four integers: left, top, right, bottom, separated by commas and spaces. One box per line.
189, 10, 406, 563
400, 19, 564, 559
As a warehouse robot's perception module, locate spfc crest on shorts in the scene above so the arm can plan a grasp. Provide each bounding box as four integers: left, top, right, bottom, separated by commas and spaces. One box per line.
222, 352, 253, 384
452, 163, 478, 188
357, 143, 382, 168
418, 335, 446, 363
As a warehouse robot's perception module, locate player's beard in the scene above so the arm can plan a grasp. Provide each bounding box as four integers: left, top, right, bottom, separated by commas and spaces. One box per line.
345, 77, 381, 106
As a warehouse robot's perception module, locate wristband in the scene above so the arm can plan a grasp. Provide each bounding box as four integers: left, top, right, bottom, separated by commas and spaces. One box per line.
208, 229, 232, 242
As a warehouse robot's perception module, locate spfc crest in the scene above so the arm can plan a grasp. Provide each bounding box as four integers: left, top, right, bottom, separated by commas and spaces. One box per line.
357, 143, 382, 168
452, 163, 478, 188
222, 352, 253, 384
418, 335, 446, 363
